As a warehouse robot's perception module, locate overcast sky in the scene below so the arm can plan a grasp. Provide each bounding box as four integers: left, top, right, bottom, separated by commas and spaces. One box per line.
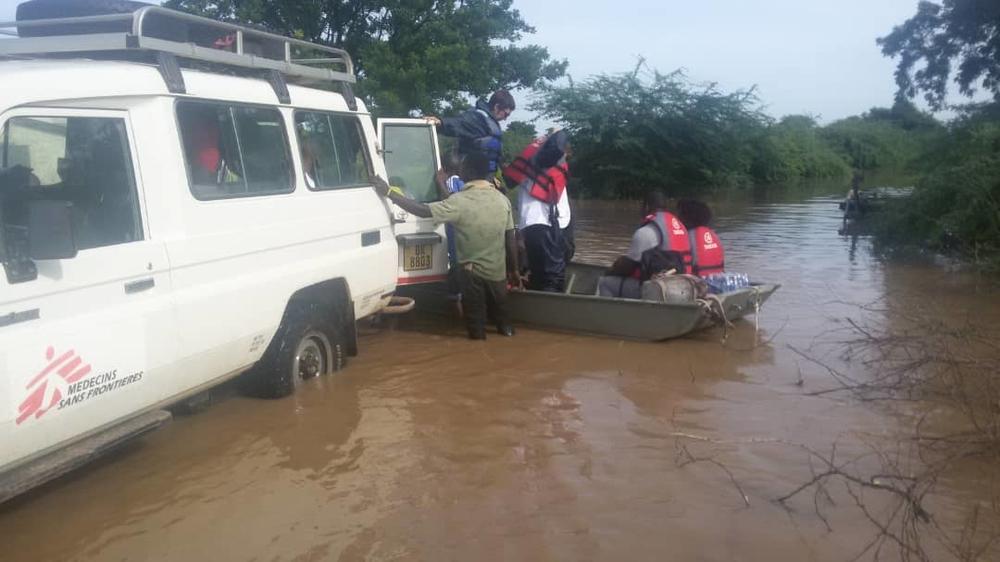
512, 0, 926, 123
0, 0, 936, 122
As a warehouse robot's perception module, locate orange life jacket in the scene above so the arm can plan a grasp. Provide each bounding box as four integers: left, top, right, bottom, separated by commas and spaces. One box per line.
688, 226, 724, 276
502, 138, 568, 204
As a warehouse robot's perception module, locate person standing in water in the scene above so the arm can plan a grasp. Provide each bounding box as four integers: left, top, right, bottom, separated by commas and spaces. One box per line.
435, 151, 466, 315
374, 152, 522, 339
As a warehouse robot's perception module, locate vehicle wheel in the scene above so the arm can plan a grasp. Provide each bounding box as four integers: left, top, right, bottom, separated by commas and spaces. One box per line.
255, 308, 347, 398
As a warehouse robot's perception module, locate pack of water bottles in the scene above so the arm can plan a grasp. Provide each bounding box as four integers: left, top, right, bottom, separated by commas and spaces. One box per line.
704, 272, 751, 294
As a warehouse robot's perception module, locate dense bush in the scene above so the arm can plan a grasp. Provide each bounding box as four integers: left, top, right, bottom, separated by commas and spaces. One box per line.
874, 106, 1000, 264
500, 121, 538, 164
530, 69, 940, 197
533, 68, 771, 197
821, 101, 942, 171
751, 115, 851, 182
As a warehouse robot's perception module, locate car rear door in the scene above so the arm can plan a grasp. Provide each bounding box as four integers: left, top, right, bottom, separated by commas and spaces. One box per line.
376, 118, 449, 285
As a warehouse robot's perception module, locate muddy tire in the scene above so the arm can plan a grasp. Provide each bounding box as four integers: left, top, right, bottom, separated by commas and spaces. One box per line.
254, 305, 347, 398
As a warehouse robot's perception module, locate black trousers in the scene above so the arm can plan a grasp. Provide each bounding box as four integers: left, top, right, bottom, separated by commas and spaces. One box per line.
458, 266, 510, 337
562, 220, 576, 262
522, 223, 566, 292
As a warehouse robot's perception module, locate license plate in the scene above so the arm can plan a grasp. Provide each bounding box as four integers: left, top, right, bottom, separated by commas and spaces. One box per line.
403, 244, 433, 271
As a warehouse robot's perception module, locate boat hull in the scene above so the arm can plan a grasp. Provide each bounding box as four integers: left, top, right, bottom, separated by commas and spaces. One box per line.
508, 263, 779, 341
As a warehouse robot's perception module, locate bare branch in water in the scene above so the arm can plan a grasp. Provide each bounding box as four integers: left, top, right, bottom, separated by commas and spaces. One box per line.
675, 443, 751, 508
780, 308, 1000, 561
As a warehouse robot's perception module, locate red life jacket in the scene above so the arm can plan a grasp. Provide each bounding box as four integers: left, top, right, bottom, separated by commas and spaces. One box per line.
688, 226, 725, 276
502, 138, 569, 204
646, 211, 691, 257
630, 211, 691, 278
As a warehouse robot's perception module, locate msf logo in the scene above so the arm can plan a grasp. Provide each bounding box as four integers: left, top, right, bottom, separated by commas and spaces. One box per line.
16, 347, 92, 425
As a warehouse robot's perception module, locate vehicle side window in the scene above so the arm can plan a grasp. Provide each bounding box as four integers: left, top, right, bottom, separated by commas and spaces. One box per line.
0, 116, 142, 253
177, 101, 293, 199
294, 111, 372, 190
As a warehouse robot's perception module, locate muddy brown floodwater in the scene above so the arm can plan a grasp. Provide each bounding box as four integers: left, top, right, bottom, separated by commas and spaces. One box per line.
2, 183, 999, 561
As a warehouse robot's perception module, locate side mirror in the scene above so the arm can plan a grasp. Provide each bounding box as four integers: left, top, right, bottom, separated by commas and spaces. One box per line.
28, 199, 77, 260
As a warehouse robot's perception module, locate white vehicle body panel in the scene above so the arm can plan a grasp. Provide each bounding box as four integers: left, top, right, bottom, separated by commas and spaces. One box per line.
0, 60, 412, 474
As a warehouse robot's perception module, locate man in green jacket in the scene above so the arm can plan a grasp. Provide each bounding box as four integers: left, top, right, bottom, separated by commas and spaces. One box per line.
373, 152, 522, 339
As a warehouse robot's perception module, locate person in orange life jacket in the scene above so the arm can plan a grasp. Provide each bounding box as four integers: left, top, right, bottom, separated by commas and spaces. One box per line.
512, 130, 572, 292
597, 191, 691, 299
425, 89, 514, 180
676, 199, 725, 277
373, 151, 522, 340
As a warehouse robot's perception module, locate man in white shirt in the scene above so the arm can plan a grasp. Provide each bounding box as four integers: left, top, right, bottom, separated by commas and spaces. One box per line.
518, 161, 571, 292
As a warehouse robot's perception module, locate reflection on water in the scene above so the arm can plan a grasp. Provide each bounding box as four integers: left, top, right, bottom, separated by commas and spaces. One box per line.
1, 181, 997, 561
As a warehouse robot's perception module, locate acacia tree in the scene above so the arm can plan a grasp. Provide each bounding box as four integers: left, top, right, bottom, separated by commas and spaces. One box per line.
164, 0, 566, 116
500, 120, 537, 162
534, 67, 769, 196
879, 0, 1000, 110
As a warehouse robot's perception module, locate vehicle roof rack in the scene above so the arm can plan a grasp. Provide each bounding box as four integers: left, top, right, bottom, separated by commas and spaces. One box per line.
0, 5, 356, 104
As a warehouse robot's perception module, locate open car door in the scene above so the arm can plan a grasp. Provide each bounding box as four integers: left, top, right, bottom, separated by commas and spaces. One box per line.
377, 118, 449, 286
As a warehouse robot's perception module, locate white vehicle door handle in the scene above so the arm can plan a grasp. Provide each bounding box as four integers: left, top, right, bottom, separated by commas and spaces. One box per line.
361, 230, 381, 247
124, 278, 155, 294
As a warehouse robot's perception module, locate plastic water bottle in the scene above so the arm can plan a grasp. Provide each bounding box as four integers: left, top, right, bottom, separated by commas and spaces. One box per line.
705, 273, 726, 294
705, 273, 751, 294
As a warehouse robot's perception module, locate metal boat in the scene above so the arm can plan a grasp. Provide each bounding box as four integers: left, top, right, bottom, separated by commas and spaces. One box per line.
507, 263, 780, 341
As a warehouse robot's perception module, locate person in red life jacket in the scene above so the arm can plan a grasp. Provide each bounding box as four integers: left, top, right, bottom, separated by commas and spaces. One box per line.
597, 191, 691, 298
508, 130, 572, 292
425, 90, 514, 181
177, 104, 240, 188
677, 199, 724, 277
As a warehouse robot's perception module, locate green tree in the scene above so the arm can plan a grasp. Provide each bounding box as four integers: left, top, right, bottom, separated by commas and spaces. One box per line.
164, 0, 567, 116
500, 120, 537, 163
534, 67, 772, 197
874, 116, 1000, 262
864, 99, 940, 131
752, 115, 850, 182
817, 100, 942, 171
879, 0, 1000, 110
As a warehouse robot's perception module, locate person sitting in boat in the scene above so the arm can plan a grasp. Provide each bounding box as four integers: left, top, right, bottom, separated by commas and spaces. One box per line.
676, 199, 724, 277
598, 191, 691, 299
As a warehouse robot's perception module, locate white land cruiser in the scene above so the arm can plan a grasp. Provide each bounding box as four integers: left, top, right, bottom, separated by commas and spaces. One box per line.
0, 2, 448, 501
